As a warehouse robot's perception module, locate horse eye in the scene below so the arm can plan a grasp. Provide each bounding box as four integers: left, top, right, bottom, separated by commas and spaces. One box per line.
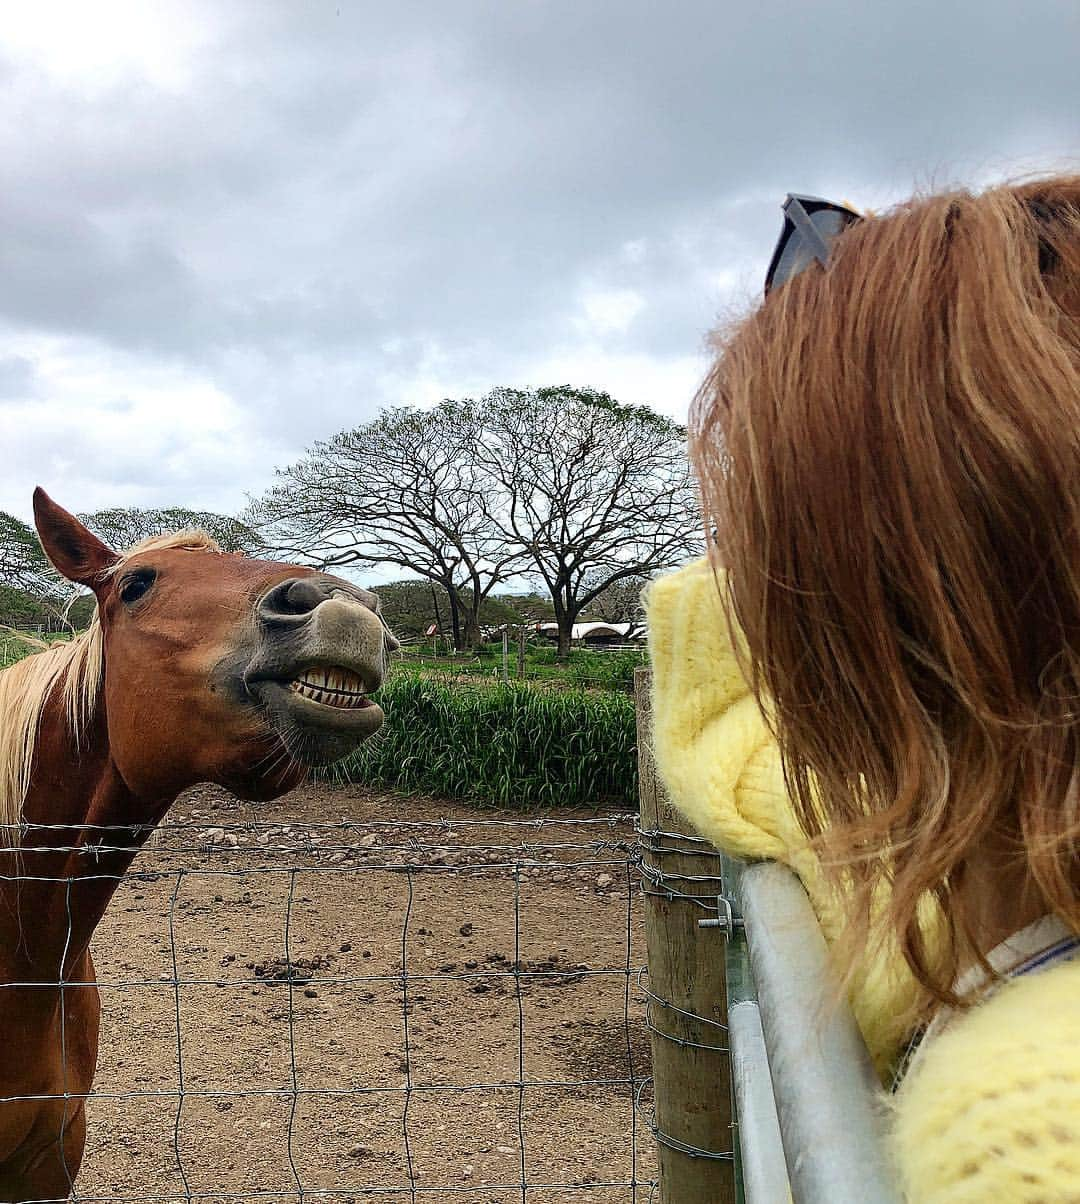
119, 570, 156, 605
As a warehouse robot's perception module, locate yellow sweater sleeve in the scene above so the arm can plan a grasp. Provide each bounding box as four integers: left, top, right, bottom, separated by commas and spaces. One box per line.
645, 559, 926, 1078
644, 559, 788, 861
893, 959, 1080, 1201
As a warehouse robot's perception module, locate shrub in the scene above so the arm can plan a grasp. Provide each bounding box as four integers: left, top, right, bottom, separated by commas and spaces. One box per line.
319, 672, 637, 809
564, 649, 645, 691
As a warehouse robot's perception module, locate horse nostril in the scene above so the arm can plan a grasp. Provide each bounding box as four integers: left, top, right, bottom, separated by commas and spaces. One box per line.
259, 577, 333, 624
283, 579, 331, 615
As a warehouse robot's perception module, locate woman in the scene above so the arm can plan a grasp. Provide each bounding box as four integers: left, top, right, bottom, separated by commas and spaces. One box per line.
648, 177, 1080, 1199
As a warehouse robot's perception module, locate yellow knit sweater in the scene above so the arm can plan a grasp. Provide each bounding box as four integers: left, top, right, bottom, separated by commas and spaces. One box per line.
645, 560, 1080, 1202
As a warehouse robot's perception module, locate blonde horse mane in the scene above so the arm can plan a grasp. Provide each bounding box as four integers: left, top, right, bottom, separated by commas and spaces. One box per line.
0, 529, 223, 843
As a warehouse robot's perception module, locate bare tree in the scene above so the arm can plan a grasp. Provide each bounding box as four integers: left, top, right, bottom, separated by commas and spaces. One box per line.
80, 508, 262, 554
475, 386, 701, 656
248, 402, 526, 650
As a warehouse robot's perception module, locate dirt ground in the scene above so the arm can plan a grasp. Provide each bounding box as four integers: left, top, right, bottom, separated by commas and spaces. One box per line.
77, 783, 657, 1203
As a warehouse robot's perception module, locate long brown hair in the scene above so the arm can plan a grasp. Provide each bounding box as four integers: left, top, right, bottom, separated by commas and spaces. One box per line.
691, 177, 1080, 1001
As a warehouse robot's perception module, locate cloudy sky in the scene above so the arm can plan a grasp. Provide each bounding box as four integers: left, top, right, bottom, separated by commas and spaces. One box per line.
1, 0, 1076, 521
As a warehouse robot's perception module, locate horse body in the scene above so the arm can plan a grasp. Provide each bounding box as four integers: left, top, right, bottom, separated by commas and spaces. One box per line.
0, 950, 99, 1204
0, 492, 395, 1202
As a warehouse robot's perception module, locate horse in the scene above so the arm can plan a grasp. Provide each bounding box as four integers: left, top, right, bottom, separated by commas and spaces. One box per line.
0, 489, 397, 1203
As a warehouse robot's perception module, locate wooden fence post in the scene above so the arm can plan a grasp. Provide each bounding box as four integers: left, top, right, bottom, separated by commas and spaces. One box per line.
635, 667, 736, 1203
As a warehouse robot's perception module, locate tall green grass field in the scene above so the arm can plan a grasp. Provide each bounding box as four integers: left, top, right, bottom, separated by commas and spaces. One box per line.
320, 672, 638, 809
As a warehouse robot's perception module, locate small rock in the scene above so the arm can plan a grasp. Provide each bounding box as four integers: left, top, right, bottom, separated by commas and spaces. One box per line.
339, 942, 352, 953
459, 923, 474, 937
304, 988, 318, 999
596, 873, 614, 889
347, 1144, 369, 1159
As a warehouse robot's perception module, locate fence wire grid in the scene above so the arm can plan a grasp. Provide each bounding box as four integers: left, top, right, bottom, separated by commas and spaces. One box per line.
0, 790, 659, 1203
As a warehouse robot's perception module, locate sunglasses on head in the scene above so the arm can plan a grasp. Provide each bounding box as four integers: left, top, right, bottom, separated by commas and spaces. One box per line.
764, 194, 863, 296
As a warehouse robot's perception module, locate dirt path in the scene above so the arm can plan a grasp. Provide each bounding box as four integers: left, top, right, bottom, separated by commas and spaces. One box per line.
78, 784, 657, 1203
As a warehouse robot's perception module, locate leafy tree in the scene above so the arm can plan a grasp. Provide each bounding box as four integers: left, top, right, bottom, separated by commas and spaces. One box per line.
80, 508, 262, 554
0, 586, 42, 628
492, 592, 557, 623
0, 586, 96, 632
250, 403, 527, 650
370, 580, 524, 641
0, 511, 59, 596
474, 387, 700, 656
369, 581, 443, 639
66, 593, 98, 629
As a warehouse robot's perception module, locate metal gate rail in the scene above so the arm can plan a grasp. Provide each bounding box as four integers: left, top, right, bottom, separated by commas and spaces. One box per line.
716, 856, 902, 1204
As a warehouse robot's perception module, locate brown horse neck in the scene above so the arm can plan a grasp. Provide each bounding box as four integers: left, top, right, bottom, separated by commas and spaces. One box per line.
3, 691, 172, 982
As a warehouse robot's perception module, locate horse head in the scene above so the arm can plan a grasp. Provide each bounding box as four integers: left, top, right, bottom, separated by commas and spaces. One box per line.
32, 488, 398, 804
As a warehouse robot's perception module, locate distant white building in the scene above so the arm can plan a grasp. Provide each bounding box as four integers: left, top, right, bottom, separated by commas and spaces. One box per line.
535, 620, 646, 644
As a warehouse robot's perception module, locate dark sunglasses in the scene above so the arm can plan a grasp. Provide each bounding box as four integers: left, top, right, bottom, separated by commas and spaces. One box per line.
764, 194, 863, 295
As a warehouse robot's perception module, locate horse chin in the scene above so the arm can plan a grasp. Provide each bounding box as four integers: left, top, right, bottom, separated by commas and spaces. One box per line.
222, 756, 309, 802
247, 679, 385, 767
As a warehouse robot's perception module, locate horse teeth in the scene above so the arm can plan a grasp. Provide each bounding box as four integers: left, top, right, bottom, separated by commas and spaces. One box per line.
288, 669, 369, 709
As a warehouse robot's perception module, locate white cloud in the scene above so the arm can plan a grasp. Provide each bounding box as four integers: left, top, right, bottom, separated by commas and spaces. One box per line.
576, 287, 646, 338
2, 1, 215, 93
0, 329, 284, 517
0, 0, 1075, 524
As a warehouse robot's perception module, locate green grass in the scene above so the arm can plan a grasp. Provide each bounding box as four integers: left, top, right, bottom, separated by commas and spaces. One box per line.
0, 629, 66, 670
392, 644, 646, 691
319, 671, 638, 810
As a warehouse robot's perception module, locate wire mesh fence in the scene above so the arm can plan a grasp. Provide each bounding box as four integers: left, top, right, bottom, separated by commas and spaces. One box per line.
1, 786, 658, 1203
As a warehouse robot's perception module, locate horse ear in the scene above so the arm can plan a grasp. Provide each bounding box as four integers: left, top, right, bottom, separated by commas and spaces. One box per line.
33, 488, 118, 588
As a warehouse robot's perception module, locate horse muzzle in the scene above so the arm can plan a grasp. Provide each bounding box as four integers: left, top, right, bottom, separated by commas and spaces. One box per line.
241, 575, 397, 763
